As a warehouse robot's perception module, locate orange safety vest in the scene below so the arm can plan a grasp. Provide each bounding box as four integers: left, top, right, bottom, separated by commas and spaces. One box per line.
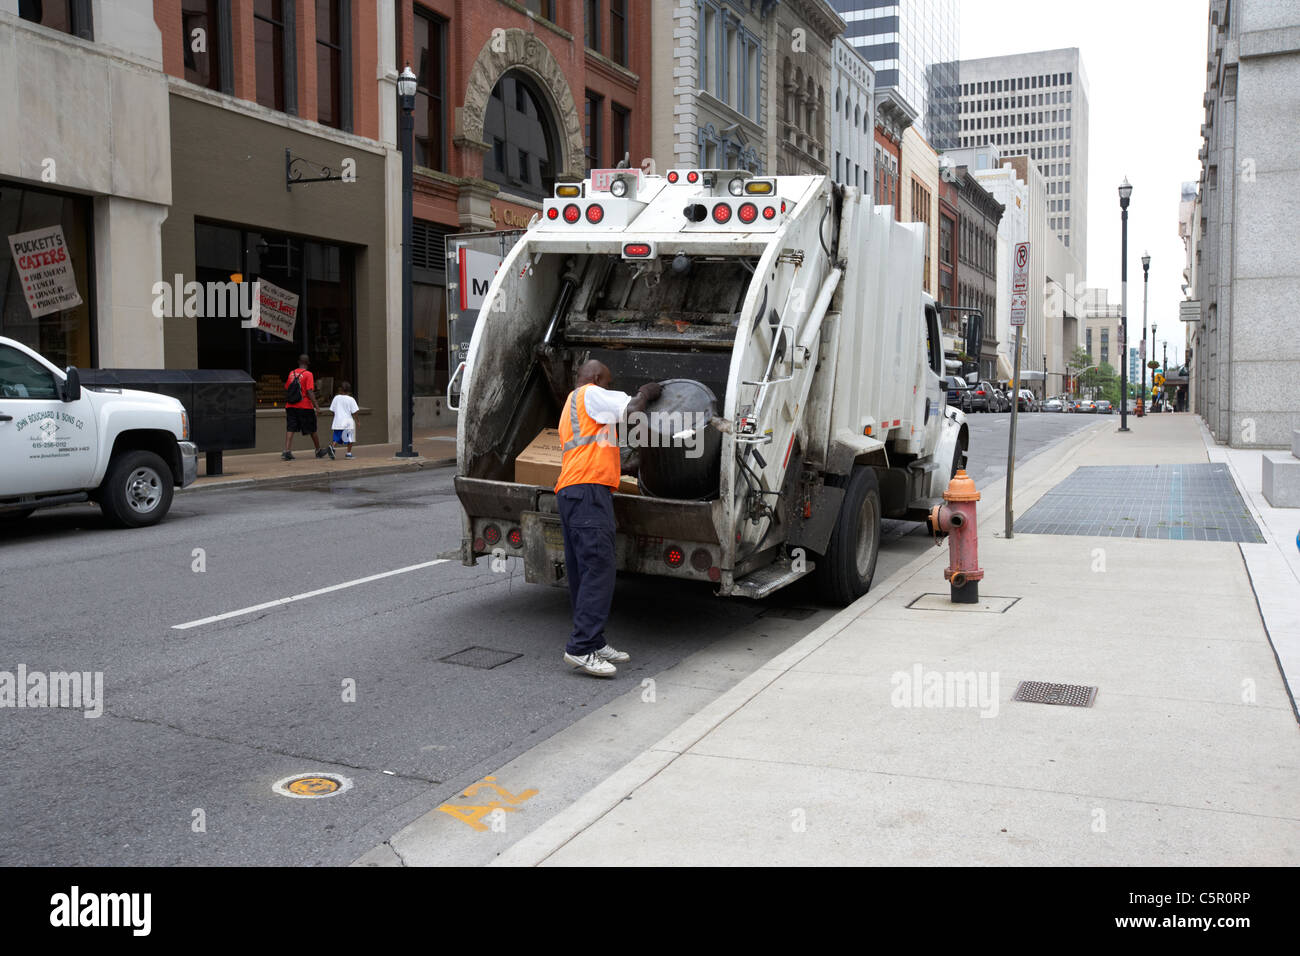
555, 384, 621, 492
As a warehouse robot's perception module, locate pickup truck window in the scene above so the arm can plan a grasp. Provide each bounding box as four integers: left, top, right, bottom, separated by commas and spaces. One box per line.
0, 345, 60, 400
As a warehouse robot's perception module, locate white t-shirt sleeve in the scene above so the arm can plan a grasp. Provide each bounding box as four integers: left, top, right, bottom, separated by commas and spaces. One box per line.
582, 385, 632, 424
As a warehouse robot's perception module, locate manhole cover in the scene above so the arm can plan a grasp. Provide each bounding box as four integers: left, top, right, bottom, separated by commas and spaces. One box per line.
273, 772, 354, 799
1012, 681, 1097, 707
439, 646, 522, 670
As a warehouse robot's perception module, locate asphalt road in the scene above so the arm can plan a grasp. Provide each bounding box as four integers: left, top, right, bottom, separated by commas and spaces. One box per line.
0, 409, 1095, 865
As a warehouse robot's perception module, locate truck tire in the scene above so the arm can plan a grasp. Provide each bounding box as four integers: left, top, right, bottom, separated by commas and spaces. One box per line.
99, 450, 174, 528
814, 465, 881, 606
951, 441, 965, 479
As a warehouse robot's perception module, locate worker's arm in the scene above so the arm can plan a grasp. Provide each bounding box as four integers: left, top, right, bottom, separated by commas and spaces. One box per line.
623, 382, 663, 419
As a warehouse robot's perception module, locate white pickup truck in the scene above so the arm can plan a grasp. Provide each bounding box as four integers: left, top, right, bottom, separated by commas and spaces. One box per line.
0, 336, 197, 527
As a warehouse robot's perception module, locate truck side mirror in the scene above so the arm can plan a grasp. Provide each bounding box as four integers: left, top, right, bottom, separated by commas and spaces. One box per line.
63, 366, 81, 402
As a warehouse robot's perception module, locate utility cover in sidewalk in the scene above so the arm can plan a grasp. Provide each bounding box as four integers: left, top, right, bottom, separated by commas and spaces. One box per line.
1012, 681, 1097, 707
272, 772, 353, 799
439, 646, 522, 670
907, 593, 1020, 613
1015, 464, 1263, 542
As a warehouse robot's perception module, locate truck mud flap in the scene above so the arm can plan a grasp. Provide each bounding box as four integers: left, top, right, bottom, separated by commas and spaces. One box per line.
456, 476, 551, 520
521, 511, 568, 587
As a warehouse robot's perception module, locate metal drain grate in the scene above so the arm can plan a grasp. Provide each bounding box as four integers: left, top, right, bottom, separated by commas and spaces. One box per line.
439, 646, 522, 670
759, 606, 819, 620
1012, 681, 1098, 707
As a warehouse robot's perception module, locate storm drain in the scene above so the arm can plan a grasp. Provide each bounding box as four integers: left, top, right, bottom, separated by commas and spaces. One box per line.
1012, 681, 1098, 707
439, 646, 522, 670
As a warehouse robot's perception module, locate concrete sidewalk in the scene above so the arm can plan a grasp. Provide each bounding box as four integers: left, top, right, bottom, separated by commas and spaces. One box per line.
494, 414, 1300, 866
182, 426, 458, 491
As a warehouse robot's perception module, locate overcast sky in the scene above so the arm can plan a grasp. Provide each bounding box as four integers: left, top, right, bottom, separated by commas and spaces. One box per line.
960, 0, 1207, 362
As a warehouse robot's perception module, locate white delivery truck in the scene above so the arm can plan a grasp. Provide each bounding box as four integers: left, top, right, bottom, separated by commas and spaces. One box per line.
453, 168, 968, 605
0, 336, 197, 527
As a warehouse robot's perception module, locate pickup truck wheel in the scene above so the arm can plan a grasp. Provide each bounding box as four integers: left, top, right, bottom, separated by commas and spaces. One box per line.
99, 451, 174, 528
815, 465, 881, 606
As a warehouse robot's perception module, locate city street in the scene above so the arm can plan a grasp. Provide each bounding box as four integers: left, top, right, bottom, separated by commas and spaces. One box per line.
0, 412, 1092, 865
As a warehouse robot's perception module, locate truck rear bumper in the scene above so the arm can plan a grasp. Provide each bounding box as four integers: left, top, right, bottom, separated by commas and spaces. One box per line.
178, 441, 198, 487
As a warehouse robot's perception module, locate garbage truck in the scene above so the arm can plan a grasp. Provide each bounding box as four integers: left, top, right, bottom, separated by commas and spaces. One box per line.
452, 167, 968, 605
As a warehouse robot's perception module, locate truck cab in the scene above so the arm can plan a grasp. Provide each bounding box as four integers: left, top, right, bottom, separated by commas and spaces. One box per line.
0, 336, 197, 527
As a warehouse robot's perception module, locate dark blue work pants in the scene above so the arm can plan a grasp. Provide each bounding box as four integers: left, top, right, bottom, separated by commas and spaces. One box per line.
557, 483, 617, 656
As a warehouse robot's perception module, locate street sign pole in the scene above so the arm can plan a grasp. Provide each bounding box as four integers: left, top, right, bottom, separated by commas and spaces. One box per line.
1006, 325, 1023, 539
1006, 241, 1030, 539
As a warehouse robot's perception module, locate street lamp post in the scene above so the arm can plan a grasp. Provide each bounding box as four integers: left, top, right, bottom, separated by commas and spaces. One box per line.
1118, 178, 1132, 431
1043, 353, 1047, 401
1140, 252, 1150, 417
396, 66, 418, 458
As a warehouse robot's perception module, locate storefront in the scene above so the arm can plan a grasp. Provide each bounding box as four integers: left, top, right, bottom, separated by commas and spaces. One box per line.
0, 180, 96, 370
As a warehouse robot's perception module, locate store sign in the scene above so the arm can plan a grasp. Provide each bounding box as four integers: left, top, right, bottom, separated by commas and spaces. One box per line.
241, 278, 299, 342
8, 225, 83, 318
458, 247, 503, 311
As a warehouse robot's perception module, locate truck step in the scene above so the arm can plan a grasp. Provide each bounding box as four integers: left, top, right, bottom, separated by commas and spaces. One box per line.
731, 555, 816, 600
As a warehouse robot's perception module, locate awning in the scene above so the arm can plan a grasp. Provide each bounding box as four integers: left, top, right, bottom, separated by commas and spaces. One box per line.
996, 354, 1014, 381
944, 358, 962, 371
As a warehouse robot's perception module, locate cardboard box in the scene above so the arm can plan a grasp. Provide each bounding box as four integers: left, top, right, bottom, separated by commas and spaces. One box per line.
514, 427, 638, 494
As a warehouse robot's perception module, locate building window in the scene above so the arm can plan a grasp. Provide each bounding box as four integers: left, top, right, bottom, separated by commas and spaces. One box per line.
485, 72, 559, 200
181, 0, 223, 91
254, 0, 292, 113
611, 102, 631, 168
700, 3, 716, 95
18, 0, 92, 39
194, 223, 356, 407
0, 180, 95, 370
414, 8, 448, 171
315, 0, 350, 130
522, 0, 555, 21
611, 0, 628, 66
584, 0, 600, 50
584, 90, 602, 173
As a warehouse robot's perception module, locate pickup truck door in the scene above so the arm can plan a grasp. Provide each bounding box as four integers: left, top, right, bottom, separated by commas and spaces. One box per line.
0, 343, 98, 496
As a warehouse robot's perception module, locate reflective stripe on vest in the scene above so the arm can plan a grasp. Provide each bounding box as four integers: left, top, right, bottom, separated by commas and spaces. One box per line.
562, 387, 608, 452
556, 385, 621, 491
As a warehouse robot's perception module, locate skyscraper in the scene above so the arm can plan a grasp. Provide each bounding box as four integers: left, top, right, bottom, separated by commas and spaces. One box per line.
833, 0, 959, 150
957, 48, 1089, 274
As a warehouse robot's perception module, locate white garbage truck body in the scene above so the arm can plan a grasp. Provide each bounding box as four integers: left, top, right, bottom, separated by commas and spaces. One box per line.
453, 168, 968, 605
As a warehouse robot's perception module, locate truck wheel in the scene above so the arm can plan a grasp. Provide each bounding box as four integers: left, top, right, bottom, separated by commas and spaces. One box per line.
99, 451, 174, 528
950, 442, 965, 480
814, 465, 881, 606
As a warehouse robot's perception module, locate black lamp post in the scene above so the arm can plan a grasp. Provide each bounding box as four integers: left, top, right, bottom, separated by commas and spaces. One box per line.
396, 65, 418, 458
1118, 178, 1132, 431
1042, 352, 1047, 401
1140, 252, 1150, 417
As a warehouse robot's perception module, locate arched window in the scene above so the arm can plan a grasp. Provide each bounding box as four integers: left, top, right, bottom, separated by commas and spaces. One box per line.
483, 70, 559, 201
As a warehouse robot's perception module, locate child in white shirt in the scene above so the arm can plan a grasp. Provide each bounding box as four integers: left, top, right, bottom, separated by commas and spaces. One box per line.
329, 382, 360, 458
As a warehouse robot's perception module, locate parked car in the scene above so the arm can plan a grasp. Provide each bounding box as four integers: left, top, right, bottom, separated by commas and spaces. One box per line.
1042, 397, 1064, 412
943, 376, 973, 413
1016, 388, 1037, 412
971, 380, 999, 413
991, 388, 1011, 412
1094, 399, 1114, 415
1076, 399, 1097, 413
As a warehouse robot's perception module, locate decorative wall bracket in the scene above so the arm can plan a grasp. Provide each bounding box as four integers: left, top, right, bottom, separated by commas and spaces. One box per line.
285, 149, 347, 191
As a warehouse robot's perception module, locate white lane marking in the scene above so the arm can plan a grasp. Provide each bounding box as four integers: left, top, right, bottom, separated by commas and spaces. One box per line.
172, 560, 449, 630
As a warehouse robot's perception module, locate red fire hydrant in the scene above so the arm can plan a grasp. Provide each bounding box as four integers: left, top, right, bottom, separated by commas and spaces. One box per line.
927, 469, 984, 604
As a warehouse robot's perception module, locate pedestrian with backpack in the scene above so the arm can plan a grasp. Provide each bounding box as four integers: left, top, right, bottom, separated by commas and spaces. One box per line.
283, 355, 333, 461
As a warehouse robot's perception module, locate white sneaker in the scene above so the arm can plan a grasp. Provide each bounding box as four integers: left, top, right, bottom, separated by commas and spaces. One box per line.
564, 651, 617, 677
594, 644, 630, 663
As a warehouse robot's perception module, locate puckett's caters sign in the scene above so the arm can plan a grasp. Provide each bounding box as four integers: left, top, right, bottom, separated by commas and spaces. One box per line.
8, 225, 84, 318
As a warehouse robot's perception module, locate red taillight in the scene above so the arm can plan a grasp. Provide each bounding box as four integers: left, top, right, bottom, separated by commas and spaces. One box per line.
687, 171, 699, 183
473, 537, 485, 552
708, 566, 721, 582
563, 203, 581, 223
976, 390, 985, 395
781, 201, 787, 213
762, 205, 776, 220
483, 524, 501, 546
624, 243, 651, 257
712, 203, 731, 224
738, 202, 757, 223
546, 207, 558, 220
664, 546, 685, 568
667, 171, 679, 183
507, 527, 522, 548
585, 203, 604, 224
